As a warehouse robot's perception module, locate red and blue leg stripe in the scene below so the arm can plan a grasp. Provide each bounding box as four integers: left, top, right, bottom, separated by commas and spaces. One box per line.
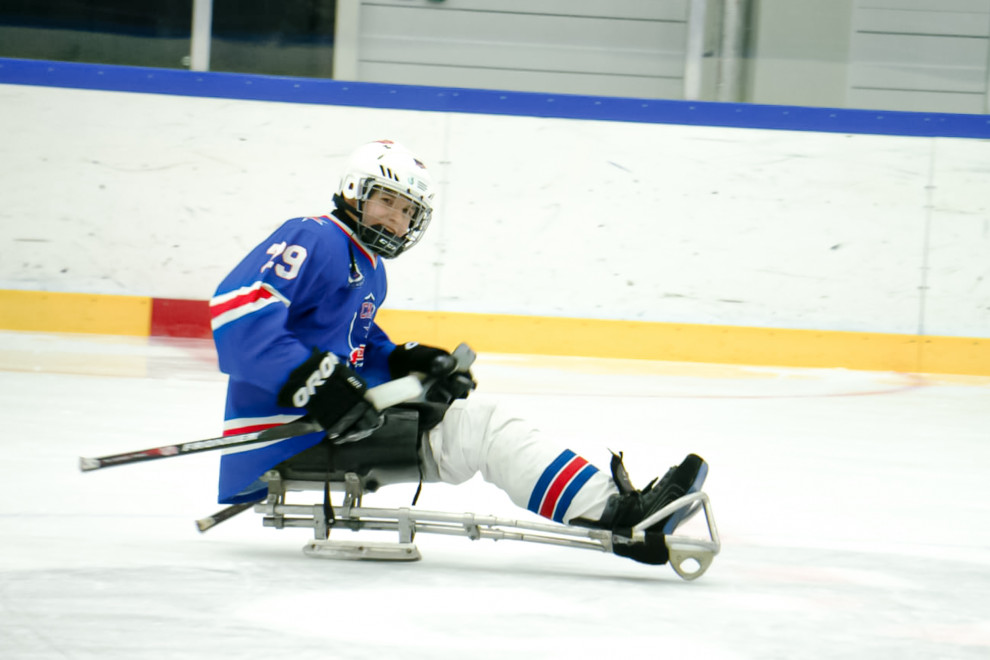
527, 449, 600, 523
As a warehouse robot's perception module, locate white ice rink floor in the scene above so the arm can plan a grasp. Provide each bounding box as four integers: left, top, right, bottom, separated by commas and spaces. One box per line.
1, 330, 989, 659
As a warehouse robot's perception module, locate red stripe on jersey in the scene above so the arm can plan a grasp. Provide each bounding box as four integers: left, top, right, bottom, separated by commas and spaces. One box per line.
538, 456, 589, 519
210, 285, 275, 319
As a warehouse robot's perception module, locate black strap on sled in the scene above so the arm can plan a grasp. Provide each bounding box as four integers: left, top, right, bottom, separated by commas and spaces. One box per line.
411, 477, 423, 506
412, 432, 426, 507
322, 441, 335, 537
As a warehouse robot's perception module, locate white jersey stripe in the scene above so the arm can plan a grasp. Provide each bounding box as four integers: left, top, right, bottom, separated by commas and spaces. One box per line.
210, 282, 290, 331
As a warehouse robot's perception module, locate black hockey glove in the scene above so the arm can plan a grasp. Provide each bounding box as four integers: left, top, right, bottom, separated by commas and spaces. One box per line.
389, 342, 475, 405
424, 370, 476, 405
277, 350, 375, 436
388, 342, 455, 379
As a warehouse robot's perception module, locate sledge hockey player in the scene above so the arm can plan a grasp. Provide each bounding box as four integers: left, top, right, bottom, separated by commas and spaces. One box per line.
209, 139, 709, 566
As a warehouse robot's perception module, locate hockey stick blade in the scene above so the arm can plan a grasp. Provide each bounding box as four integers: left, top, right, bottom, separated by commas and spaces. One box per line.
196, 499, 263, 533
79, 375, 424, 472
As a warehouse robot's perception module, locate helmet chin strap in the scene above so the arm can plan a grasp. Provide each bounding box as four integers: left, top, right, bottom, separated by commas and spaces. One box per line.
331, 193, 362, 233
332, 193, 404, 258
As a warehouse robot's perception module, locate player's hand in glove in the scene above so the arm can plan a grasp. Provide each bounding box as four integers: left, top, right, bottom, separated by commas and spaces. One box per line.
426, 368, 476, 404
278, 350, 376, 436
388, 342, 456, 379
389, 342, 476, 404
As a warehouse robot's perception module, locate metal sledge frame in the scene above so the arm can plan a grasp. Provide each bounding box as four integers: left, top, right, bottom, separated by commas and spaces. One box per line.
254, 469, 721, 580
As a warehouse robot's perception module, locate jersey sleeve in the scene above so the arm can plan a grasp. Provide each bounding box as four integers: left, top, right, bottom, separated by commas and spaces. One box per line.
361, 320, 397, 383
210, 219, 343, 394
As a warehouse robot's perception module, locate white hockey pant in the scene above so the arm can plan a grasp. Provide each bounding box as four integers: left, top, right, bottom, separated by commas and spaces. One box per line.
423, 398, 617, 524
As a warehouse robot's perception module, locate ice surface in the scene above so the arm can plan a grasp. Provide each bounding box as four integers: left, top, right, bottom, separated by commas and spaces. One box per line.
1, 330, 989, 659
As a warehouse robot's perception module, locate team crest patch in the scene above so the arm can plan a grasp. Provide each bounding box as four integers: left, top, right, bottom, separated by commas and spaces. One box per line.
348, 259, 364, 287
347, 293, 377, 368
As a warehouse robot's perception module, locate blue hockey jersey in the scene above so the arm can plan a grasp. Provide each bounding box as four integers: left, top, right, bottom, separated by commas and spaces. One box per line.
210, 212, 396, 503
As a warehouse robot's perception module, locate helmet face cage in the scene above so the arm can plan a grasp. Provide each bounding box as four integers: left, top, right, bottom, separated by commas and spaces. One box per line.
354, 179, 432, 259
338, 140, 435, 259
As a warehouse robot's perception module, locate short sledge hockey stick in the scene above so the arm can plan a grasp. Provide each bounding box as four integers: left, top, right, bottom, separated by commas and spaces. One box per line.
78, 374, 424, 472
190, 344, 477, 531
195, 499, 264, 533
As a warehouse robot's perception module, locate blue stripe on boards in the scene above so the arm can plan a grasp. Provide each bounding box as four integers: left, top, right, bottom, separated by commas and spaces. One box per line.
2, 57, 988, 139
551, 463, 599, 524
527, 449, 575, 515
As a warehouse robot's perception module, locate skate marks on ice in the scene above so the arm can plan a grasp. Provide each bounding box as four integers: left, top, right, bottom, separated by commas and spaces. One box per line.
1, 331, 989, 659
475, 352, 951, 400
5, 532, 987, 660
0, 330, 220, 380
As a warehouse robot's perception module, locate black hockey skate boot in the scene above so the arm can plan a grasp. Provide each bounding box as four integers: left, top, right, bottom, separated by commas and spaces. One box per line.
576, 452, 708, 565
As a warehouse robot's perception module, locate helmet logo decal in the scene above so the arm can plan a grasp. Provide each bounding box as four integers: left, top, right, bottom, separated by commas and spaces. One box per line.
378, 165, 400, 182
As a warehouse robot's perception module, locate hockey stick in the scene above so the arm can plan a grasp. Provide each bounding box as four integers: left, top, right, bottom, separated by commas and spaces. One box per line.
195, 499, 264, 533
190, 343, 479, 532
78, 374, 424, 472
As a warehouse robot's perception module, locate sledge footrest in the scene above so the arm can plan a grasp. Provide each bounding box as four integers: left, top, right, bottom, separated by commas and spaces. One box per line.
303, 539, 421, 561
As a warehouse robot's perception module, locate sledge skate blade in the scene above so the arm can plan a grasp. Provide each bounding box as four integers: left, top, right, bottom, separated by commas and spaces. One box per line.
632, 491, 721, 580
666, 540, 716, 581
303, 539, 422, 561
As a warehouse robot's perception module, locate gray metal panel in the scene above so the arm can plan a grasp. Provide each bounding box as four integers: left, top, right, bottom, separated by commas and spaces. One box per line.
855, 7, 990, 35
359, 7, 686, 77
362, 0, 690, 21
849, 0, 990, 111
850, 34, 988, 91
855, 0, 989, 11
354, 0, 690, 98
847, 87, 987, 112
358, 61, 684, 98
360, 36, 685, 78
851, 61, 987, 94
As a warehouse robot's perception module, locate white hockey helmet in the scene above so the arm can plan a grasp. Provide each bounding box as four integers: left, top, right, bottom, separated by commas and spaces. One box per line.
337, 139, 435, 258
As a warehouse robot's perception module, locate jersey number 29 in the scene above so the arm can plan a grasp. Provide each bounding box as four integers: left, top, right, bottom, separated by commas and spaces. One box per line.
261, 242, 307, 280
